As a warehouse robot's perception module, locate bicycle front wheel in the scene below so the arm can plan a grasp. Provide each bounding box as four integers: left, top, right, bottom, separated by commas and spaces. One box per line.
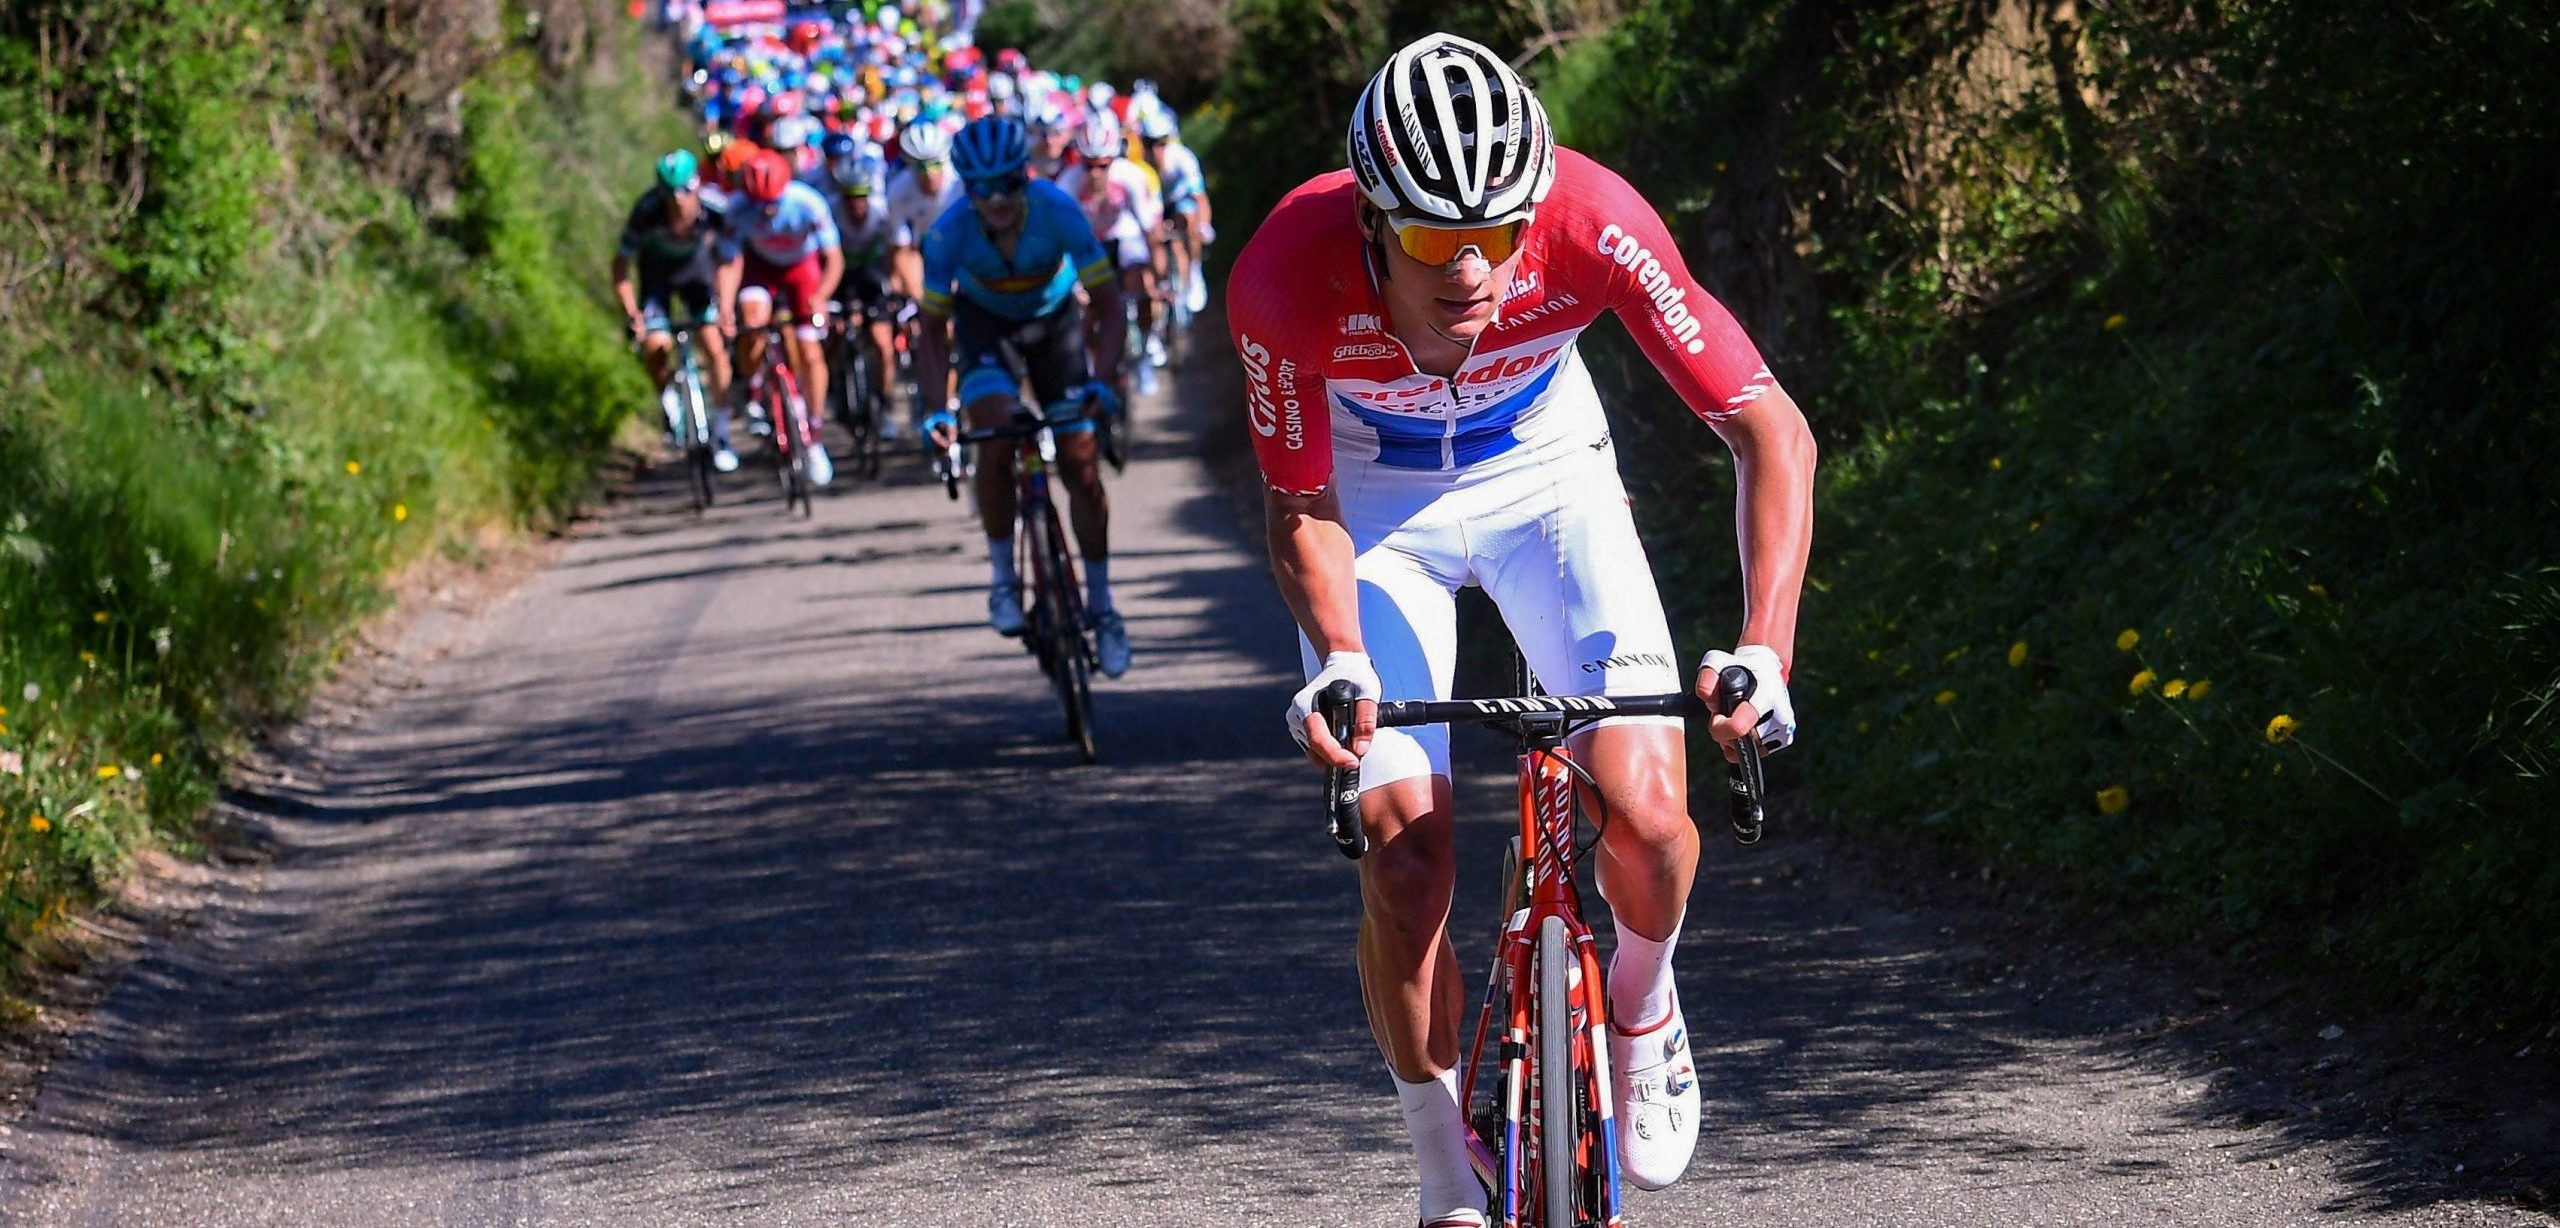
680, 372, 714, 512
1538, 914, 1576, 1228
1027, 497, 1097, 761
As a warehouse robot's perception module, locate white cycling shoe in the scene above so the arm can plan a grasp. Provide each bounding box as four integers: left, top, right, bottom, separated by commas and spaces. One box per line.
712, 448, 740, 473
1608, 998, 1700, 1191
989, 587, 1027, 636
805, 441, 834, 488
1146, 334, 1169, 369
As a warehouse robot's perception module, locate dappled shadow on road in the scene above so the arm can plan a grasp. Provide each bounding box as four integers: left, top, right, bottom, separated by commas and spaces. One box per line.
18, 335, 2530, 1225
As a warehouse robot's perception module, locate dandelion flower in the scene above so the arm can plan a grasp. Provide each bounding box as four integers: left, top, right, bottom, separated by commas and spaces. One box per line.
345, 460, 362, 475
2007, 641, 2028, 668
2129, 669, 2157, 696
92, 610, 110, 624
28, 814, 48, 833
2265, 713, 2299, 744
2095, 786, 2131, 815
2104, 313, 2127, 331
2116, 628, 2141, 652
1935, 689, 1958, 706
150, 752, 163, 766
2162, 678, 2188, 699
2187, 679, 2212, 700
393, 503, 410, 523
78, 651, 97, 666
97, 764, 121, 779
1989, 456, 2003, 471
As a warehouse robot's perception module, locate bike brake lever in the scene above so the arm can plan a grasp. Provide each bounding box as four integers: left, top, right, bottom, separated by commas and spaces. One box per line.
1713, 664, 1769, 845
1317, 679, 1367, 859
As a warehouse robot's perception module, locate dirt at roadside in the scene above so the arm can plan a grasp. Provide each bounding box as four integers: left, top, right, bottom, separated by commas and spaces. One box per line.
0, 482, 597, 1139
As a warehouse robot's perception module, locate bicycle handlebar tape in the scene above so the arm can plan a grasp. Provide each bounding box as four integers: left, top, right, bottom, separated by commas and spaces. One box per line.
1318, 679, 1368, 860
1714, 664, 1770, 846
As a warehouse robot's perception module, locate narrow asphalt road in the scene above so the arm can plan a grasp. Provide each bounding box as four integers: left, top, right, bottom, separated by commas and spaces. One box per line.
1, 355, 2543, 1226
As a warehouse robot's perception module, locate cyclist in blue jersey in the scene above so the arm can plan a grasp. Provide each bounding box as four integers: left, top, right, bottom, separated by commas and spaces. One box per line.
915, 116, 1133, 678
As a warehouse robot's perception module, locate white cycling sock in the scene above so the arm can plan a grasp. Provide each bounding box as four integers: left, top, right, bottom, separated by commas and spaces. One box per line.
1084, 557, 1112, 614
1609, 910, 1685, 1034
988, 538, 1018, 591
1394, 1068, 1481, 1222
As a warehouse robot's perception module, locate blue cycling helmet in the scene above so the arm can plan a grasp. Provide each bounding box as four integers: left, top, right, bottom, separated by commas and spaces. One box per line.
822, 130, 859, 160
950, 116, 1030, 181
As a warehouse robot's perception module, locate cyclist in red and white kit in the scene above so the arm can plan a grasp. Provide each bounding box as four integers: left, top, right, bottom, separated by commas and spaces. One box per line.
1228, 33, 1815, 1228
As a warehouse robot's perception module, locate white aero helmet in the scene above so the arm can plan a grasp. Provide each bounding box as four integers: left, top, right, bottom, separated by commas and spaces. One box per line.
900, 119, 953, 164
1075, 114, 1123, 160
1347, 32, 1555, 225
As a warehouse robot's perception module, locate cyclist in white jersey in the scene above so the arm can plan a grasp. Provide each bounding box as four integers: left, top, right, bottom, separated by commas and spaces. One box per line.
1227, 34, 1816, 1228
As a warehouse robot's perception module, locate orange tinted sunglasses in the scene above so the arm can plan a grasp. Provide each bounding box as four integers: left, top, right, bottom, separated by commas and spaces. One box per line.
1384, 214, 1531, 266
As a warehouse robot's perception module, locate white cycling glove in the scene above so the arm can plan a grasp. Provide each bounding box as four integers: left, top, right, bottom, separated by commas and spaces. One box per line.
1287, 651, 1381, 752
1700, 644, 1796, 752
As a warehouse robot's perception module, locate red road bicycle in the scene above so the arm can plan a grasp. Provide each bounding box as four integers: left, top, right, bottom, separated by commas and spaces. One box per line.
740, 313, 824, 517
1316, 668, 1765, 1227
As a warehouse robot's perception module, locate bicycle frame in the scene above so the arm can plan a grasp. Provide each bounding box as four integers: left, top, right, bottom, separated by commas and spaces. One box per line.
1462, 712, 1625, 1228
1313, 679, 1764, 1228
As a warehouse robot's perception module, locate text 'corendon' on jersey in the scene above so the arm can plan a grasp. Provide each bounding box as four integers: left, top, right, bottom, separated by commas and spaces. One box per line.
1225, 148, 1775, 498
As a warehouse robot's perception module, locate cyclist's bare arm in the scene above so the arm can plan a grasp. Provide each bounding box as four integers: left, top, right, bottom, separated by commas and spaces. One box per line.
813, 246, 846, 310
712, 257, 743, 333
1265, 487, 1371, 768
1698, 385, 1817, 746
1085, 274, 1126, 385
610, 253, 640, 330
913, 305, 951, 413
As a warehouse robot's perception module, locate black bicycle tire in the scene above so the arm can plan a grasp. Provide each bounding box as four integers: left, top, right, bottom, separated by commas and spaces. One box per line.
681, 371, 714, 512
1038, 502, 1095, 756
1538, 914, 1575, 1228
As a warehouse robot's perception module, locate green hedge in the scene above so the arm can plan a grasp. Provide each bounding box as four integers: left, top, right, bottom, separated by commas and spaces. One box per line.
1198, 0, 2559, 1020
0, 4, 687, 991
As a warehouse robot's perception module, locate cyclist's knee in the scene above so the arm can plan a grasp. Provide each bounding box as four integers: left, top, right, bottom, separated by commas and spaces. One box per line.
1360, 811, 1457, 917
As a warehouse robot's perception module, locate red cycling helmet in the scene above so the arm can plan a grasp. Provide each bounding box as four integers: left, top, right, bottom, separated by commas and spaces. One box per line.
741, 151, 792, 203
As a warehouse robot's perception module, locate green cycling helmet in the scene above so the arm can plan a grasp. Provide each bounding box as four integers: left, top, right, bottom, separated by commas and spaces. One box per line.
656, 149, 699, 192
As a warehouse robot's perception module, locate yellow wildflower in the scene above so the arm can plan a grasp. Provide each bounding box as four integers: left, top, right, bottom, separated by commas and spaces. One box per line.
345, 460, 362, 475
28, 815, 48, 833
2007, 641, 2028, 668
92, 610, 110, 624
2162, 678, 2188, 699
2129, 669, 2157, 696
2116, 628, 2141, 652
1865, 647, 1881, 661
2095, 786, 2131, 815
2265, 713, 2299, 744
78, 651, 97, 666
1935, 689, 1958, 706
150, 752, 163, 766
2186, 679, 2212, 700
97, 764, 121, 779
393, 503, 410, 523
2104, 313, 2127, 331
2306, 583, 2328, 599
1989, 455, 2003, 471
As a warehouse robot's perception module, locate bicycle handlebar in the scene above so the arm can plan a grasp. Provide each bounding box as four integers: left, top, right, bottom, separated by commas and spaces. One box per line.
1313, 667, 1769, 859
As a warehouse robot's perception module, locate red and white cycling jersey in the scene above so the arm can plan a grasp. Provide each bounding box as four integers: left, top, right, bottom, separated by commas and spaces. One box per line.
1226, 149, 1774, 496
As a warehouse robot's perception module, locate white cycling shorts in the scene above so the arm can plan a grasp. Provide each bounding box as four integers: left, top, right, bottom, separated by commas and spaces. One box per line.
1298, 436, 1683, 793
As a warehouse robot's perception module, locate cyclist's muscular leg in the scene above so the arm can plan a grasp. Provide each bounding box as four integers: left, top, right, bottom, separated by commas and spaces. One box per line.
1575, 723, 1697, 959
1355, 774, 1465, 1080
640, 332, 676, 388
1052, 431, 1110, 563
789, 323, 829, 424
736, 293, 774, 387
698, 326, 733, 401
965, 394, 1019, 539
